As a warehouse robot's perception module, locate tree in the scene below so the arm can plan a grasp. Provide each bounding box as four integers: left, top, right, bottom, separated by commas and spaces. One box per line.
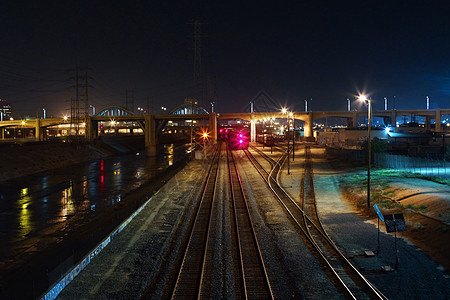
359, 137, 387, 153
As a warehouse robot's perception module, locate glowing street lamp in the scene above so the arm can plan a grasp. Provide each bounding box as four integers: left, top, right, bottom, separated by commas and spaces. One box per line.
358, 94, 372, 211
202, 130, 209, 157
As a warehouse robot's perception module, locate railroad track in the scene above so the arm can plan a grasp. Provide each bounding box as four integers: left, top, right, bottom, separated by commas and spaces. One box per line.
246, 144, 387, 299
169, 145, 221, 299
164, 143, 273, 299
227, 144, 274, 300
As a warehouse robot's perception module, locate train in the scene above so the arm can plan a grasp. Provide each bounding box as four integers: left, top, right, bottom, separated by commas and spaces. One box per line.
219, 125, 250, 150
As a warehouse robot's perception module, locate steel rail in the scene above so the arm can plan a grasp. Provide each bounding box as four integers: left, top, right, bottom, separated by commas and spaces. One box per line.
170, 147, 221, 299
246, 145, 387, 299
228, 145, 274, 300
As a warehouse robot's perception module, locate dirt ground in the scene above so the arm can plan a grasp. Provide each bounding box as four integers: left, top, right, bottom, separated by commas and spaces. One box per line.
334, 161, 450, 273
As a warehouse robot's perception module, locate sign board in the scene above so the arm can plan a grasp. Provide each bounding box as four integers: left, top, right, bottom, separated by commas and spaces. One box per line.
384, 214, 396, 233
373, 204, 384, 222
394, 213, 407, 232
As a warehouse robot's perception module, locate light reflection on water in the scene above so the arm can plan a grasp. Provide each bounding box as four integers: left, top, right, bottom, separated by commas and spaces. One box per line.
59, 180, 74, 222
18, 194, 32, 239
166, 144, 174, 166
0, 143, 190, 256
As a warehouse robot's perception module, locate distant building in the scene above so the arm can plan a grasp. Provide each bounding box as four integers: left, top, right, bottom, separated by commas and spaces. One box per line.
316, 124, 449, 157
0, 99, 12, 120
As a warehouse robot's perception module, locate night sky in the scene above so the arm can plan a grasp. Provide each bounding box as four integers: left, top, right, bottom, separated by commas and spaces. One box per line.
1, 1, 449, 118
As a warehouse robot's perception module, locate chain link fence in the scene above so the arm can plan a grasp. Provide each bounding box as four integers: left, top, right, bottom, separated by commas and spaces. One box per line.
374, 152, 450, 178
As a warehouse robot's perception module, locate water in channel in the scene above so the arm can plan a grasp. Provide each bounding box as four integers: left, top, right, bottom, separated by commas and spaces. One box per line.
0, 143, 190, 261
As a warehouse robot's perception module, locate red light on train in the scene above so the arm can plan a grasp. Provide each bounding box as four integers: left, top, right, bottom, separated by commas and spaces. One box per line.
220, 129, 223, 133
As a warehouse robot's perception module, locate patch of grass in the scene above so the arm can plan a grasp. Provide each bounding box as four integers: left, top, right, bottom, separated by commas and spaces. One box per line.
405, 203, 428, 213
376, 198, 403, 209
372, 168, 450, 186
418, 204, 428, 213
379, 182, 390, 190
412, 222, 424, 231
382, 190, 396, 197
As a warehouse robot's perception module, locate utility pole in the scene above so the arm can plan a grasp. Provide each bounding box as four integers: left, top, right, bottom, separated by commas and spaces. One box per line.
189, 19, 208, 144
189, 20, 207, 105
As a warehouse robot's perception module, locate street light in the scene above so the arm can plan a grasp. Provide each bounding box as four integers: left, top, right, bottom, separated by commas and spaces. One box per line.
282, 108, 290, 175
289, 112, 294, 161
202, 131, 209, 158
90, 105, 96, 116
358, 94, 372, 211
42, 108, 46, 119
270, 117, 275, 154
263, 118, 267, 148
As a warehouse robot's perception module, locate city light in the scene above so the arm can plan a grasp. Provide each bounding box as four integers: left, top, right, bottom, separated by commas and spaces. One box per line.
358, 93, 372, 211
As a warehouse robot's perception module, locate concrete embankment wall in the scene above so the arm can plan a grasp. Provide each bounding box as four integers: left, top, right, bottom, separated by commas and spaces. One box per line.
0, 142, 113, 182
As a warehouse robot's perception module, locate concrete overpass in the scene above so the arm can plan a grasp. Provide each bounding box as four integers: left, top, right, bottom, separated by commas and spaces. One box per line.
218, 108, 450, 140
1, 108, 448, 154
0, 114, 216, 155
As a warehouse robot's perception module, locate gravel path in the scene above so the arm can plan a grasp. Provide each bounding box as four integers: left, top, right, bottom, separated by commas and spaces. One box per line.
280, 144, 450, 299
58, 159, 208, 299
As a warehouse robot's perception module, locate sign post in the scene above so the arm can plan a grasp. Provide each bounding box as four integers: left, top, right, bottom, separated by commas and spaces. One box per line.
394, 213, 406, 269
383, 213, 407, 270
373, 204, 384, 255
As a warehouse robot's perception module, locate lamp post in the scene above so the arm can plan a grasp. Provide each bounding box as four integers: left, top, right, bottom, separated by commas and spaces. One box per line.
43, 108, 46, 119
263, 118, 266, 148
282, 108, 290, 175
359, 95, 372, 211
202, 131, 208, 158
290, 112, 295, 161
90, 105, 96, 116
271, 117, 274, 154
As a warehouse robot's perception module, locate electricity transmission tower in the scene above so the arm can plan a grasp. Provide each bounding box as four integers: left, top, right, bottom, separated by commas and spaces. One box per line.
189, 20, 207, 105
70, 66, 91, 137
